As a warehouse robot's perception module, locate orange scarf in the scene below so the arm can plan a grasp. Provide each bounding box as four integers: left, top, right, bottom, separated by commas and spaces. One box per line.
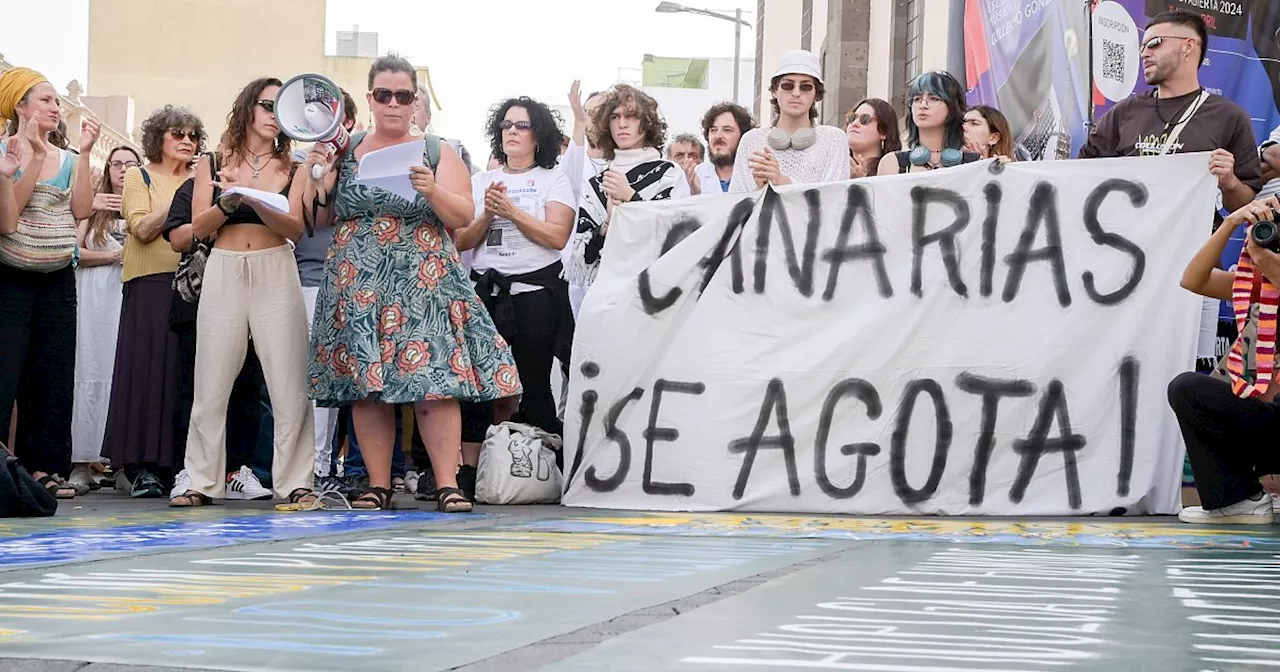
1227, 247, 1279, 398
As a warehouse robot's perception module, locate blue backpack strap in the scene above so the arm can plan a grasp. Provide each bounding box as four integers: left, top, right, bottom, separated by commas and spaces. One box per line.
138, 166, 152, 187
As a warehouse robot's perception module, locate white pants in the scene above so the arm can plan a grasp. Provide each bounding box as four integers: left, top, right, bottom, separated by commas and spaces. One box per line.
185, 246, 314, 498
303, 285, 339, 476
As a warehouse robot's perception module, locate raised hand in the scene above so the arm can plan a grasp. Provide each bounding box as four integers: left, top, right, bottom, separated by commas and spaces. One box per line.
569, 80, 585, 123
0, 137, 24, 179
79, 116, 102, 154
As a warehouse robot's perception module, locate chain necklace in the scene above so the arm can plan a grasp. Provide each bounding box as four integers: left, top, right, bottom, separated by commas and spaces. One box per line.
247, 149, 273, 180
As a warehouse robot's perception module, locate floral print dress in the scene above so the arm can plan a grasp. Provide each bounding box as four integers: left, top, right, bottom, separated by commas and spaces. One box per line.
309, 134, 521, 407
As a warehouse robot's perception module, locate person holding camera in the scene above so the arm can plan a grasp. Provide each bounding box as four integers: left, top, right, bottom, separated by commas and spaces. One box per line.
1172, 195, 1280, 524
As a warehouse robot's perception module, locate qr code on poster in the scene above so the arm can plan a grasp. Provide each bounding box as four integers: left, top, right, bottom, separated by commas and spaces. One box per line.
1102, 39, 1125, 81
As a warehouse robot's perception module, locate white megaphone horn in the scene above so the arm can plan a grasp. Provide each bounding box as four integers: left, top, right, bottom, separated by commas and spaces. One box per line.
275, 73, 350, 180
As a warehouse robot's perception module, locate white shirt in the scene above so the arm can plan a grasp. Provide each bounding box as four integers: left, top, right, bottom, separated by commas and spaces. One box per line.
695, 160, 729, 194
728, 125, 851, 193
471, 166, 576, 294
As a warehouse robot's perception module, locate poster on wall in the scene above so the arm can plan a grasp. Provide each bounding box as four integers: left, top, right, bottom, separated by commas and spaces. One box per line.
965, 0, 1280, 159
964, 0, 1092, 160
562, 155, 1214, 516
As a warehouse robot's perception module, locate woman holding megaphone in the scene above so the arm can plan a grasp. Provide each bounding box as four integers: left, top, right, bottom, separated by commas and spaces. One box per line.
169, 77, 317, 508
303, 54, 517, 513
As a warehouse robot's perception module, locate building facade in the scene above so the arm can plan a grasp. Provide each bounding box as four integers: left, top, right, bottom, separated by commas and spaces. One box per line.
87, 0, 440, 144
638, 55, 756, 141
754, 0, 964, 128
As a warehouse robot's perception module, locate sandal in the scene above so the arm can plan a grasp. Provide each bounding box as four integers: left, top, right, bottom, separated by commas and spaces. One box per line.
169, 490, 213, 507
351, 486, 394, 510
37, 474, 76, 499
436, 486, 473, 513
287, 489, 320, 508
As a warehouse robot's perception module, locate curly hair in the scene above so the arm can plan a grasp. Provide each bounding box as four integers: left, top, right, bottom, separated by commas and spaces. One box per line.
700, 102, 755, 141
588, 85, 666, 160
218, 77, 291, 166
485, 97, 564, 170
139, 105, 205, 164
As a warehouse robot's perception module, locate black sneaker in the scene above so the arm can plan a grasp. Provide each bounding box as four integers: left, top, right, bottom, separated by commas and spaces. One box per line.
456, 465, 476, 502
130, 471, 164, 499
414, 467, 438, 501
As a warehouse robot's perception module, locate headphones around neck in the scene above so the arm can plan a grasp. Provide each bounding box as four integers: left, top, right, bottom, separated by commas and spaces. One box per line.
909, 145, 963, 168
767, 127, 817, 151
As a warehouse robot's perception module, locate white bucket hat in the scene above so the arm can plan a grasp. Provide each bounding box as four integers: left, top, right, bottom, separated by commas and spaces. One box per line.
771, 50, 823, 85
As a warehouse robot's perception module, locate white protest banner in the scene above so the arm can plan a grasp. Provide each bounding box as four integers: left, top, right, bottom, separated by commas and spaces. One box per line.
562, 154, 1216, 516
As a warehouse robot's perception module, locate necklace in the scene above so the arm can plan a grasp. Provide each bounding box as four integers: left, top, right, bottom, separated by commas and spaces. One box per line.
247, 149, 272, 180
1154, 88, 1203, 128
504, 164, 535, 175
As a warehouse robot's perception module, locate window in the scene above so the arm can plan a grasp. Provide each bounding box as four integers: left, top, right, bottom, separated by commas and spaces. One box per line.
904, 0, 924, 84
754, 0, 765, 119
801, 0, 813, 51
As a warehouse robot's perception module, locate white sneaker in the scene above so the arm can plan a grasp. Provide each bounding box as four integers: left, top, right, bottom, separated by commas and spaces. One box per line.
226, 466, 272, 501
405, 470, 420, 494
1179, 492, 1274, 524
170, 470, 193, 499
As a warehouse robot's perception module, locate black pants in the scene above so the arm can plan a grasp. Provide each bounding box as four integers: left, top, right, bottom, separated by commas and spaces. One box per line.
462, 288, 563, 443
1168, 372, 1280, 510
0, 265, 75, 475
173, 322, 264, 476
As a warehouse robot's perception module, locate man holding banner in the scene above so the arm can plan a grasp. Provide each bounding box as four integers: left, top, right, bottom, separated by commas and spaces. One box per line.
1079, 10, 1261, 211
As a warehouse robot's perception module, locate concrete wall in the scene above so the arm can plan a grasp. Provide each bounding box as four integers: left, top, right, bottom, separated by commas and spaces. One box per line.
89, 0, 327, 144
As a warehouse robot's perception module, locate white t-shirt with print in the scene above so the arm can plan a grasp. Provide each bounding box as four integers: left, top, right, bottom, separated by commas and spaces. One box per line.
470, 166, 576, 294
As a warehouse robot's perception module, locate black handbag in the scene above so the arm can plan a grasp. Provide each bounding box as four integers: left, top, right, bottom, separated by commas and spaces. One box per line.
173, 151, 219, 304
0, 442, 57, 518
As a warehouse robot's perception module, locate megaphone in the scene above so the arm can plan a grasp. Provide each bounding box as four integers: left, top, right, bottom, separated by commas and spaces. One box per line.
275, 73, 349, 180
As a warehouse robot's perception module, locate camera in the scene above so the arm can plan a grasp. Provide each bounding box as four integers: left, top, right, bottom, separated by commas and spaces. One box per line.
1254, 215, 1280, 253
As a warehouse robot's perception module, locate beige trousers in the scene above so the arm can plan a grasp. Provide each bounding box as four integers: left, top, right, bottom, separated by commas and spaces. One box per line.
184, 245, 314, 498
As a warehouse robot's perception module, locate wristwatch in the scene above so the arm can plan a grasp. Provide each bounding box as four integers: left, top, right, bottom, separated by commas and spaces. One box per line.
217, 197, 236, 216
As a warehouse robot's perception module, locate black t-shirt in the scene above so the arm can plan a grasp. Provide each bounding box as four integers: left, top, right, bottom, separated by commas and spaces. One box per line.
1079, 89, 1263, 195
164, 178, 198, 328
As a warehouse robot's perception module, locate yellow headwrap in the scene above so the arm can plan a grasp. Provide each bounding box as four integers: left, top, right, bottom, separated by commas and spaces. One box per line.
0, 68, 49, 124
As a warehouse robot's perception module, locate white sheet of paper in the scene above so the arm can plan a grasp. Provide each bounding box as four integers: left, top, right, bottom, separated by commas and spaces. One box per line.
354, 138, 426, 202
222, 186, 290, 215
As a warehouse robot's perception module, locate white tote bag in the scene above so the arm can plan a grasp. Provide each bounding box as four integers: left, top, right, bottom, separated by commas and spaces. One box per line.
475, 422, 563, 505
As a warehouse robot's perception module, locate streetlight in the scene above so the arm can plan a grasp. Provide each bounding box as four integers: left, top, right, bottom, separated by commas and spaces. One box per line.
654, 2, 753, 103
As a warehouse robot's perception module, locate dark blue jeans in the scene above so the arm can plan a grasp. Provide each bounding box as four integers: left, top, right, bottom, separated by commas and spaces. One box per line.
331, 406, 406, 478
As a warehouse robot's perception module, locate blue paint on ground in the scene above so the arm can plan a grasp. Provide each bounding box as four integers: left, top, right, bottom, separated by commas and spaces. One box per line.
0, 511, 464, 567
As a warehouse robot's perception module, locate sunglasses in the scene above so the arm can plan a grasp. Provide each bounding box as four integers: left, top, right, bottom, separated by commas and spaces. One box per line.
169, 129, 199, 142
1141, 35, 1197, 51
109, 159, 140, 170
778, 81, 815, 93
847, 113, 876, 127
499, 120, 533, 132
255, 99, 275, 113
371, 88, 415, 105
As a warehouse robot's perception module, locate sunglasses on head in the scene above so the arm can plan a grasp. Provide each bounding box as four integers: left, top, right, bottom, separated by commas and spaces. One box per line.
499, 120, 532, 132
169, 129, 199, 142
371, 88, 415, 105
778, 81, 815, 93
847, 113, 875, 127
255, 99, 275, 113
